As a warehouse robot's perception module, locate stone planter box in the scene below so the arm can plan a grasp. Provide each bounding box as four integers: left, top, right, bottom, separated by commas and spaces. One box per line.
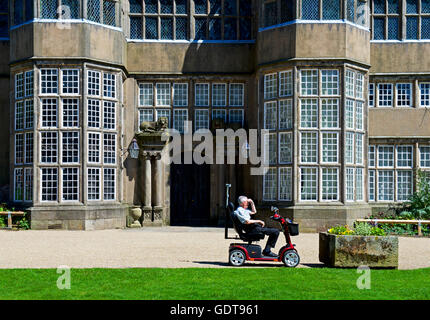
319, 232, 398, 268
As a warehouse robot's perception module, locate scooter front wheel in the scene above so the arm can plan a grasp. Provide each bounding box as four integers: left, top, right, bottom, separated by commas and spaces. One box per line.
229, 249, 246, 266
282, 250, 300, 268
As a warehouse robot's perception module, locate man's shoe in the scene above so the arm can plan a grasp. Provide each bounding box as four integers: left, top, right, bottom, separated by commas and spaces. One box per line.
263, 251, 278, 257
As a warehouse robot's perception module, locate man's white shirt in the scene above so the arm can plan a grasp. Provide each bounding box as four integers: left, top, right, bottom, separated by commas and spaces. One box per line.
234, 207, 252, 224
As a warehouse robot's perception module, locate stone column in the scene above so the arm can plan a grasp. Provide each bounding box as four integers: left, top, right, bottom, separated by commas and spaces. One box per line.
152, 153, 163, 222
142, 152, 152, 223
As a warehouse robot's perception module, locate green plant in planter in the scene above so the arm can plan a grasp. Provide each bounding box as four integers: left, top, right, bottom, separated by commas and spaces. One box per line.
328, 223, 386, 236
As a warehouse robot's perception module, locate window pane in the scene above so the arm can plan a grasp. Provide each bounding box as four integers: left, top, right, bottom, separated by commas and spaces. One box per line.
195, 18, 206, 39
160, 0, 173, 14
387, 17, 399, 40
224, 0, 237, 15
224, 17, 237, 40
62, 0, 80, 19
209, 18, 221, 40
145, 17, 158, 39
322, 0, 341, 20
145, 0, 157, 13
176, 17, 187, 39
210, 0, 221, 14
373, 0, 385, 14
239, 17, 251, 40
406, 17, 418, 40
161, 17, 173, 39
387, 0, 399, 14
346, 0, 354, 22
40, 0, 57, 20
87, 0, 100, 23
240, 0, 252, 16
302, 0, 319, 20
129, 0, 143, 13
423, 0, 430, 13
103, 0, 116, 26
130, 16, 143, 39
195, 0, 207, 14
373, 17, 385, 40
264, 1, 277, 27
176, 0, 187, 14
406, 0, 418, 14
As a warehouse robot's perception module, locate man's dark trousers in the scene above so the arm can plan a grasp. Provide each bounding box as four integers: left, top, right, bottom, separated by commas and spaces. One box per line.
244, 224, 280, 251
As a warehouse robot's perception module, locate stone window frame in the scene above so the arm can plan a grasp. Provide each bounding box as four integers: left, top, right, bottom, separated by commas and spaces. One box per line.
299, 166, 318, 201
155, 108, 171, 126
13, 68, 35, 203
173, 83, 189, 106
61, 130, 80, 164
264, 100, 277, 130
194, 108, 210, 130
419, 144, 430, 167
61, 167, 80, 202
211, 83, 227, 107
320, 131, 339, 164
212, 108, 227, 121
345, 131, 354, 164
396, 82, 413, 107
278, 166, 293, 201
173, 108, 189, 133
355, 167, 364, 200
34, 0, 121, 27
137, 78, 245, 134
228, 108, 243, 125
320, 166, 339, 201
40, 167, 58, 202
129, 0, 189, 40
103, 167, 116, 200
138, 108, 154, 125
345, 167, 355, 201
193, 0, 253, 41
368, 168, 376, 201
279, 70, 294, 97
278, 131, 293, 164
369, 143, 416, 202
261, 0, 369, 29
396, 144, 414, 168
263, 166, 277, 201
419, 82, 430, 107
229, 83, 244, 106
370, 0, 430, 40
369, 82, 375, 107
297, 68, 344, 203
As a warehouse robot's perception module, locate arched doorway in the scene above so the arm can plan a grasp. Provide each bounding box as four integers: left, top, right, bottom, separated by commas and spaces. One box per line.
170, 162, 210, 226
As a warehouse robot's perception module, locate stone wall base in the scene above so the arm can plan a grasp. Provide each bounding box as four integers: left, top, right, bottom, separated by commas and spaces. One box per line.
257, 204, 372, 233
29, 204, 129, 230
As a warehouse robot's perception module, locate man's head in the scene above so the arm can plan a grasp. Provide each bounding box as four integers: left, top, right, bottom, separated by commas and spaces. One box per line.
238, 195, 248, 208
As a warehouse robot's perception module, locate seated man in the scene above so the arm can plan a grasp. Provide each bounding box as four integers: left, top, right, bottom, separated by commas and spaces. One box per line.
234, 195, 280, 257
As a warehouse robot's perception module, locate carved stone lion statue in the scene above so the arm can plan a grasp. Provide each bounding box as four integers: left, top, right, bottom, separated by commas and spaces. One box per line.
139, 117, 168, 133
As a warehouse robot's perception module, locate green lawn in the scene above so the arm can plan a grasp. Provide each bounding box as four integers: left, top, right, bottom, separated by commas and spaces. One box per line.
0, 268, 429, 300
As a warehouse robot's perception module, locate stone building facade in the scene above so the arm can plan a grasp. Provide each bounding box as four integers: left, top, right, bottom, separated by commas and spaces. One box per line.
1, 0, 430, 231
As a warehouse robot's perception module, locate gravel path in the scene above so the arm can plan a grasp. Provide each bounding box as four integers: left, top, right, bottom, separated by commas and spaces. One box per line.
0, 227, 429, 269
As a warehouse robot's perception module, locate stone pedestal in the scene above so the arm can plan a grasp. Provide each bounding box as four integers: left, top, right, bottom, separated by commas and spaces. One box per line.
129, 207, 142, 228
134, 126, 169, 227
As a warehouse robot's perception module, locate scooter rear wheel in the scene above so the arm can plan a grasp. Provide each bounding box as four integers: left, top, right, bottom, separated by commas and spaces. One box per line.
229, 249, 246, 266
282, 250, 300, 268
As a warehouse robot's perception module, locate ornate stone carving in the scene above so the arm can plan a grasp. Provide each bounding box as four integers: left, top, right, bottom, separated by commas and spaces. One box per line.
139, 117, 168, 133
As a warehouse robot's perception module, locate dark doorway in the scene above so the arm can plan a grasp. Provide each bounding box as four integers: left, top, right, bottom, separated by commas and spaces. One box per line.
170, 163, 210, 226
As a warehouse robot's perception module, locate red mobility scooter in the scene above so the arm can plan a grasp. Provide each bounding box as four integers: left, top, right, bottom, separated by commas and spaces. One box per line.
225, 203, 300, 267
